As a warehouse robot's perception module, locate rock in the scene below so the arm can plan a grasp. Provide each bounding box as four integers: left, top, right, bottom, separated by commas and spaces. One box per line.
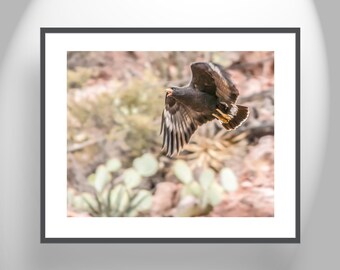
150, 182, 178, 216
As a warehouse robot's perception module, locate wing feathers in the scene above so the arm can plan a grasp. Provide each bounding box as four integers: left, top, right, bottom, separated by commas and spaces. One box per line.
161, 101, 199, 157
191, 62, 239, 104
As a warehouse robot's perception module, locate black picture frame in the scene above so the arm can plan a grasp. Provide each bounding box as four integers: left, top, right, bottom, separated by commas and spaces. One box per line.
41, 27, 300, 244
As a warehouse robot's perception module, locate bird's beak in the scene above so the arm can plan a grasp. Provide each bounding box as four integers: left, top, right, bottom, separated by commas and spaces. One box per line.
166, 88, 173, 97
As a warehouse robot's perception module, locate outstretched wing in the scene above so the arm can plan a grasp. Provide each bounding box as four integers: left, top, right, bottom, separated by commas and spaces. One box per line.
190, 62, 239, 104
161, 96, 212, 157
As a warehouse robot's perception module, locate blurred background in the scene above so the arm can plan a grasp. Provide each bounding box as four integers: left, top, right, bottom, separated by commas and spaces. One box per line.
67, 51, 274, 217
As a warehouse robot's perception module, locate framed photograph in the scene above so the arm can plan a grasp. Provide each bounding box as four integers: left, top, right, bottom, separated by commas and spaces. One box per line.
41, 28, 300, 243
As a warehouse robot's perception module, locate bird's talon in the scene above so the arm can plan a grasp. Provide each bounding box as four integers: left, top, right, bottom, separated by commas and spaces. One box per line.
216, 109, 231, 121
213, 112, 230, 124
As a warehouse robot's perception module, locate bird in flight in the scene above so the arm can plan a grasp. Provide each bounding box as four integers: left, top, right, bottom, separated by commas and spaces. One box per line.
160, 62, 249, 157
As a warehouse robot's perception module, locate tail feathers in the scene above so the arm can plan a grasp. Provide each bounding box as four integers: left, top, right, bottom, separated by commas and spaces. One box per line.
222, 105, 249, 130
214, 104, 249, 131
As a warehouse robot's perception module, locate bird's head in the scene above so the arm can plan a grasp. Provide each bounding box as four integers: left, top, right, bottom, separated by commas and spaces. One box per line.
165, 87, 183, 98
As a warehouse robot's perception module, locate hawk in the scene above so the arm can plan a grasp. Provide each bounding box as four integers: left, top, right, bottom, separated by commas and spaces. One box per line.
161, 62, 249, 157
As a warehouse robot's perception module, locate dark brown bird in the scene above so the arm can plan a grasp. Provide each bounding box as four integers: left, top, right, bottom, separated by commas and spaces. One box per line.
161, 62, 249, 157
